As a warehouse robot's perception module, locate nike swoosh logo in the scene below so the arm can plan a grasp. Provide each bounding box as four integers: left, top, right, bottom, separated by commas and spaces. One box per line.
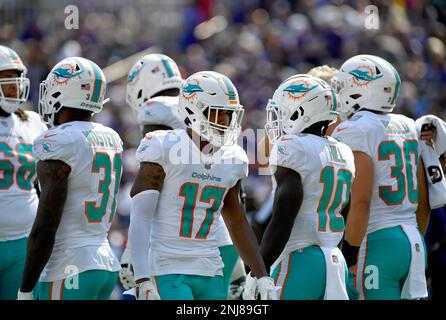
43, 133, 57, 139
336, 127, 349, 132
280, 138, 293, 141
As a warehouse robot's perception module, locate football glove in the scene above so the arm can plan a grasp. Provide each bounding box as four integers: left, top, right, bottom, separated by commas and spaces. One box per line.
242, 273, 280, 300
17, 290, 34, 300
137, 279, 160, 300
119, 246, 136, 290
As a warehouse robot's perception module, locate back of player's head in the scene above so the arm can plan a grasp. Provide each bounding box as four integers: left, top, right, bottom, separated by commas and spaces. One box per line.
178, 71, 244, 147
38, 57, 107, 127
0, 45, 29, 114
307, 65, 338, 84
333, 54, 401, 119
126, 54, 182, 113
265, 74, 338, 142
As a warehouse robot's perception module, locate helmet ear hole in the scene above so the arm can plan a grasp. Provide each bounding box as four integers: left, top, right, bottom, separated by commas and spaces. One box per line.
350, 94, 361, 100
52, 92, 61, 98
290, 110, 300, 121
137, 90, 142, 99
185, 107, 194, 115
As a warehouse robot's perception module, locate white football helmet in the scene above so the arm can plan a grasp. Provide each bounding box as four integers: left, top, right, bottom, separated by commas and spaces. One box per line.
178, 71, 244, 147
39, 57, 107, 127
265, 74, 338, 142
332, 54, 401, 119
0, 45, 29, 113
126, 54, 182, 113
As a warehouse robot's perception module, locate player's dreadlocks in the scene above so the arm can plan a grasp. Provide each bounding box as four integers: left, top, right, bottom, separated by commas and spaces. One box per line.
14, 108, 29, 121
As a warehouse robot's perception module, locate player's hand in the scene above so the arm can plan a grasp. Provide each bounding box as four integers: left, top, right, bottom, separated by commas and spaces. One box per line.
346, 266, 360, 300
242, 273, 257, 300
136, 279, 160, 300
420, 123, 436, 146
119, 247, 136, 290
242, 273, 280, 300
257, 276, 279, 300
17, 290, 34, 300
229, 275, 245, 300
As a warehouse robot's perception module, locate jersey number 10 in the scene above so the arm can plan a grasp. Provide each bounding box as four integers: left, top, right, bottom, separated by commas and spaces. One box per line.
317, 167, 353, 232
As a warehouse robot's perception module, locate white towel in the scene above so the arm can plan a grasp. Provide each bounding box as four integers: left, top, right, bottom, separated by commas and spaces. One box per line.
415, 116, 446, 209
400, 225, 428, 300
321, 247, 349, 300
416, 115, 446, 156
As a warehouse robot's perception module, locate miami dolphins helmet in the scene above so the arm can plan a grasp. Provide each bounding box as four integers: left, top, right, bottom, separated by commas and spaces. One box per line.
39, 57, 107, 127
178, 71, 244, 147
332, 54, 401, 119
265, 74, 338, 142
126, 54, 182, 113
0, 45, 29, 113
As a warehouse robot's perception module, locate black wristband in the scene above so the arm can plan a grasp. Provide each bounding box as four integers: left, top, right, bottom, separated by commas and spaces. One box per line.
341, 240, 359, 268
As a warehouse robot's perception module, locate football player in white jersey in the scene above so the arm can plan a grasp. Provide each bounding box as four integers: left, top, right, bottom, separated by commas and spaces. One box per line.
18, 57, 123, 300
0, 45, 47, 300
332, 55, 430, 300
128, 71, 277, 300
247, 74, 355, 300
121, 54, 244, 299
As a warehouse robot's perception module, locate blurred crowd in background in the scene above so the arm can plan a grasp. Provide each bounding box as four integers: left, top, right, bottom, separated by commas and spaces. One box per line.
1, 0, 445, 299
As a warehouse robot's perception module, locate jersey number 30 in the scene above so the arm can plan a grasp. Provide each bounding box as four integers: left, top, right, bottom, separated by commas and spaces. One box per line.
85, 152, 122, 223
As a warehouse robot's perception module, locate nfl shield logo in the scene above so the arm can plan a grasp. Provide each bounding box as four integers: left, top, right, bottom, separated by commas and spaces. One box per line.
332, 255, 339, 264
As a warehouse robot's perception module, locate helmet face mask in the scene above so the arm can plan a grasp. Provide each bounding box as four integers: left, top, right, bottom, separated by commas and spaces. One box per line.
265, 99, 282, 143
265, 74, 338, 143
179, 71, 244, 147
0, 46, 29, 114
126, 54, 182, 113
0, 75, 30, 113
38, 57, 106, 127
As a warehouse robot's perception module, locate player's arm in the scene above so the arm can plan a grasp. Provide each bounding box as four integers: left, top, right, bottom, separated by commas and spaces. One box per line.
258, 166, 303, 270
416, 157, 430, 235
20, 160, 71, 293
142, 124, 172, 136
221, 180, 269, 278
128, 162, 165, 286
342, 151, 374, 267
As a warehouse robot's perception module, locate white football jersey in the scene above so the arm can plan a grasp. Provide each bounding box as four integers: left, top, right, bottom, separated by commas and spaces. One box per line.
137, 96, 187, 130
33, 121, 122, 282
0, 111, 47, 241
332, 110, 420, 234
137, 96, 231, 247
135, 129, 248, 277
270, 134, 355, 255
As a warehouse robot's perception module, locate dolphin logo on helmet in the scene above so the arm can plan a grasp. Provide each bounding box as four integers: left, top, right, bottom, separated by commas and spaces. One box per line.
284, 83, 318, 94
53, 67, 83, 79
349, 67, 383, 85
283, 80, 318, 100
182, 82, 204, 94
127, 64, 143, 84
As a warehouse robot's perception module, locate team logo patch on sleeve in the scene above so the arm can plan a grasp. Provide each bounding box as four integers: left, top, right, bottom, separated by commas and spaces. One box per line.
42, 143, 53, 153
